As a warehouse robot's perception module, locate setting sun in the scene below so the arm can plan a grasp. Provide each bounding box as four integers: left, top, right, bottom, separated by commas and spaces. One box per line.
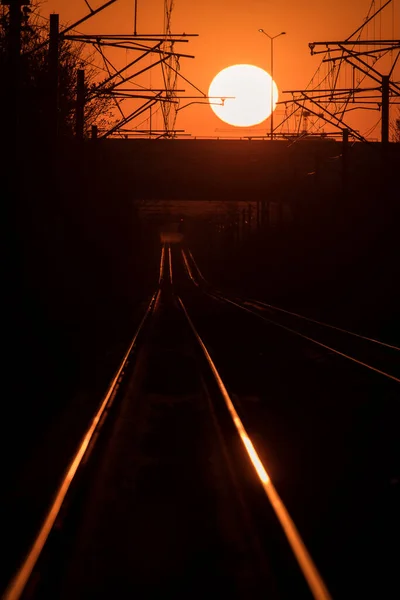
208, 64, 278, 128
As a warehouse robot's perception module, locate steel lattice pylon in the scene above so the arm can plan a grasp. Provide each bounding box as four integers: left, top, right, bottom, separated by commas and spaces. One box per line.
275, 0, 400, 142
160, 0, 180, 136
52, 1, 198, 139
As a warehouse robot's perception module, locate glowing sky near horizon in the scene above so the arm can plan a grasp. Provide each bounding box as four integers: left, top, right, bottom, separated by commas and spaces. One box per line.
39, 0, 399, 138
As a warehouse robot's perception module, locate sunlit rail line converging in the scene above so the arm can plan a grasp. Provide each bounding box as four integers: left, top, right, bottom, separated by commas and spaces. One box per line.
159, 243, 166, 284
178, 295, 332, 600
187, 248, 208, 284
184, 247, 400, 385
3, 248, 167, 600
214, 293, 400, 385
181, 248, 199, 286
247, 298, 400, 351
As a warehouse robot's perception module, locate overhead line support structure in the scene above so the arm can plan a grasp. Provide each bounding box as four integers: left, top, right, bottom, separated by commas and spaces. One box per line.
272, 2, 399, 142
281, 37, 399, 143
381, 75, 390, 146
63, 31, 197, 138
36, 2, 200, 138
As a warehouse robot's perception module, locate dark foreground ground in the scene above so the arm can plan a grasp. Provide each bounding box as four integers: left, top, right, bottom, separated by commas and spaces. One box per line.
1, 138, 399, 597
3, 238, 398, 599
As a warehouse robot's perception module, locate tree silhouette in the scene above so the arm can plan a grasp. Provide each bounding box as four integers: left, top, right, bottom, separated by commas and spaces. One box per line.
0, 2, 113, 143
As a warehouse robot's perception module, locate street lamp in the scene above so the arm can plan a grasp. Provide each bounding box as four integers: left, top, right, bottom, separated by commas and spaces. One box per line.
258, 29, 286, 139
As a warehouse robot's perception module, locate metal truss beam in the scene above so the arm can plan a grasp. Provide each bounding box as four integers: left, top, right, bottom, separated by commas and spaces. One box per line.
280, 0, 400, 143
291, 97, 367, 142
309, 39, 399, 54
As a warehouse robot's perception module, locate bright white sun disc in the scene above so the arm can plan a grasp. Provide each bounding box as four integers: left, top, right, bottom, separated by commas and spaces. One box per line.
208, 64, 278, 127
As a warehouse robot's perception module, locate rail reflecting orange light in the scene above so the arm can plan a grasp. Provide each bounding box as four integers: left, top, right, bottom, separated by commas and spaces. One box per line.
249, 298, 400, 351
181, 249, 198, 286
220, 294, 400, 385
236, 423, 269, 484
188, 248, 207, 283
3, 280, 162, 600
159, 244, 165, 284
178, 296, 332, 600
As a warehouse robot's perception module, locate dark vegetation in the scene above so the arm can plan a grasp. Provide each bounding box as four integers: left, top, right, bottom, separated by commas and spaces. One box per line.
0, 2, 113, 140
1, 6, 159, 484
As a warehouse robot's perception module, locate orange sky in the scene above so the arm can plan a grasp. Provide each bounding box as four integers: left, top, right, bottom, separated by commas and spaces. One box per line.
41, 0, 399, 139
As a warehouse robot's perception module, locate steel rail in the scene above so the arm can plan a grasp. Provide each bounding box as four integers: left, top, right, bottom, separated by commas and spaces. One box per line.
177, 296, 332, 600
245, 299, 400, 352
181, 248, 199, 286
3, 280, 163, 600
159, 243, 166, 285
186, 248, 208, 284
212, 293, 400, 385
184, 248, 400, 382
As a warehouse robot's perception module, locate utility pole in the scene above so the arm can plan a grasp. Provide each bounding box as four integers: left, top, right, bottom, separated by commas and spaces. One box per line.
342, 128, 349, 196
258, 29, 286, 140
7, 0, 22, 63
48, 13, 59, 146
3, 0, 30, 339
133, 0, 138, 35
270, 37, 274, 138
4, 0, 29, 145
381, 75, 389, 145
380, 75, 390, 190
149, 105, 152, 138
76, 69, 85, 140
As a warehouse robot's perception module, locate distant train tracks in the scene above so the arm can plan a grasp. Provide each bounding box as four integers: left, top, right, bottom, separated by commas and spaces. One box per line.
4, 244, 332, 600
3, 290, 159, 600
182, 247, 400, 385
179, 244, 400, 599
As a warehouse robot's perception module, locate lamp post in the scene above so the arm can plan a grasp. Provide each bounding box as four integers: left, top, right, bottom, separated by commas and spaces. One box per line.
258, 29, 286, 139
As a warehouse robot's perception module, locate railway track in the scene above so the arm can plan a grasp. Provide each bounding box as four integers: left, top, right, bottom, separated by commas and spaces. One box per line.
174, 245, 399, 599
182, 247, 400, 383
3, 245, 331, 600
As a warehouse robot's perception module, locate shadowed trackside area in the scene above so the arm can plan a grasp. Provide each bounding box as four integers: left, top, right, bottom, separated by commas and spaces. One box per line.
22, 252, 314, 600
